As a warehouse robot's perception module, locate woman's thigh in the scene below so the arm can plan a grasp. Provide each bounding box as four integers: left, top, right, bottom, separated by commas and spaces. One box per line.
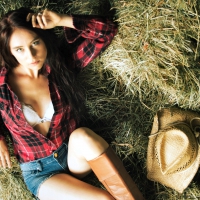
38, 173, 114, 200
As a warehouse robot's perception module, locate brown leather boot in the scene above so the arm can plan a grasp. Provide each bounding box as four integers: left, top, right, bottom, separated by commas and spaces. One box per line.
88, 146, 145, 200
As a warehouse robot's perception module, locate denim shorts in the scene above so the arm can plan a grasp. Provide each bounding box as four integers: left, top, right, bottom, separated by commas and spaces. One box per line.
20, 142, 69, 198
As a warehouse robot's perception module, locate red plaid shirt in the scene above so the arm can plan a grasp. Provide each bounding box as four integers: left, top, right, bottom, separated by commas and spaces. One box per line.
0, 15, 117, 163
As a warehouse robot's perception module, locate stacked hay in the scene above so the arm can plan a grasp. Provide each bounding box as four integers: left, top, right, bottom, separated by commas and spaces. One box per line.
102, 0, 200, 110
0, 0, 199, 199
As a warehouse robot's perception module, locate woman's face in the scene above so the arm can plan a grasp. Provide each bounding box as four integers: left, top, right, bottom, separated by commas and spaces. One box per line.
9, 28, 47, 71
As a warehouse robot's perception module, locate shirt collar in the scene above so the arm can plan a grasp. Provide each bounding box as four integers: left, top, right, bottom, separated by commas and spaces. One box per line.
45, 64, 51, 75
0, 67, 8, 86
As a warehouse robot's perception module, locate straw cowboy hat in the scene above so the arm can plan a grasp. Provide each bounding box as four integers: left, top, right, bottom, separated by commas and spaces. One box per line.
147, 107, 200, 193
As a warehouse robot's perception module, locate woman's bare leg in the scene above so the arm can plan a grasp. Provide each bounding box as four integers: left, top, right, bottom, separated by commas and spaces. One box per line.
67, 127, 109, 178
38, 173, 114, 200
38, 127, 114, 200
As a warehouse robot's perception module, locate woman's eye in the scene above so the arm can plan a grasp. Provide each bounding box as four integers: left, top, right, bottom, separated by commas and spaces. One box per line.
33, 40, 40, 45
16, 48, 22, 52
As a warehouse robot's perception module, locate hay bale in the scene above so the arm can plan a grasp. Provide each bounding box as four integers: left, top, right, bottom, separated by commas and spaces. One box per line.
98, 0, 200, 110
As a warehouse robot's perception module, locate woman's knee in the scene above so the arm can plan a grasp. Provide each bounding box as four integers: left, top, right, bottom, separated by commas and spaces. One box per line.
68, 127, 109, 160
69, 127, 98, 145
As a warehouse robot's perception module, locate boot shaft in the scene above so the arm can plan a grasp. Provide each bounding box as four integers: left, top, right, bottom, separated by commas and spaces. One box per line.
88, 146, 145, 200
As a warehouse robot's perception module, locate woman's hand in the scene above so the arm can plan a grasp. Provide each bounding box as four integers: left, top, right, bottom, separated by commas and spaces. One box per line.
26, 9, 63, 29
0, 139, 11, 168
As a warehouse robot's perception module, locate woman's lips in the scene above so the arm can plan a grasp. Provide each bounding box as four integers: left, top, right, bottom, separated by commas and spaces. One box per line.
30, 61, 39, 65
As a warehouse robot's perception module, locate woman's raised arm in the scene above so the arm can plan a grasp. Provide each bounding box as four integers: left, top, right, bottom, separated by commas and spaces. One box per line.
27, 9, 118, 68
26, 9, 75, 29
64, 15, 118, 68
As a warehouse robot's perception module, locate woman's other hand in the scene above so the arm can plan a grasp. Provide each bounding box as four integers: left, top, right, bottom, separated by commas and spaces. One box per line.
26, 9, 62, 29
0, 139, 11, 168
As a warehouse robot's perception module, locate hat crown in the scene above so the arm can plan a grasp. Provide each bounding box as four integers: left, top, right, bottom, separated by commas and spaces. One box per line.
155, 124, 197, 175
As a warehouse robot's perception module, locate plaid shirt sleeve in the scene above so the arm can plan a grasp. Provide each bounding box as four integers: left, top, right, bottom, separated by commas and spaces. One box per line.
64, 15, 118, 68
0, 94, 5, 141
0, 117, 5, 140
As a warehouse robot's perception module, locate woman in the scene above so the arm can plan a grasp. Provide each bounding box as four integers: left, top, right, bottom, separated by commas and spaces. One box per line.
0, 7, 145, 200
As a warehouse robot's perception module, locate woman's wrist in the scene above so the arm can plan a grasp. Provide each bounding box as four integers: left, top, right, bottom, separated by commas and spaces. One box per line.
57, 14, 74, 29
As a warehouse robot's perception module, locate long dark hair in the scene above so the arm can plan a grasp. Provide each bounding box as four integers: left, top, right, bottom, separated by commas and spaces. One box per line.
0, 7, 84, 123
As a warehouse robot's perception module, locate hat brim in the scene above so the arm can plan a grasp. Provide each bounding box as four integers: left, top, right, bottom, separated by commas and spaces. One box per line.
151, 107, 200, 135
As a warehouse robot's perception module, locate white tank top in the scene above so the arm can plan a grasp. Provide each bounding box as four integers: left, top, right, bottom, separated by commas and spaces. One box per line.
21, 101, 55, 127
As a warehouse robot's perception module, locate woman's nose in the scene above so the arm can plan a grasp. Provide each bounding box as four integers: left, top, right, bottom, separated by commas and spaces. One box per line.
26, 48, 36, 59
